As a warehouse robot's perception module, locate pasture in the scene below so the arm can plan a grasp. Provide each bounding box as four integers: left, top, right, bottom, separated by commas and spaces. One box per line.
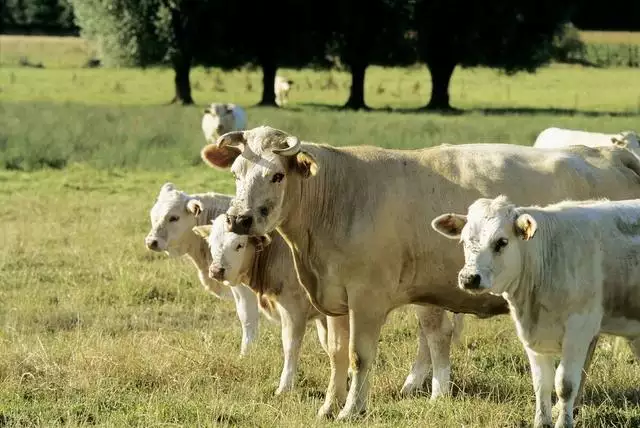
1, 35, 640, 427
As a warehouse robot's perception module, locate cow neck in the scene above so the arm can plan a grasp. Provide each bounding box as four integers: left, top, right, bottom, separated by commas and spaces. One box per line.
248, 242, 270, 297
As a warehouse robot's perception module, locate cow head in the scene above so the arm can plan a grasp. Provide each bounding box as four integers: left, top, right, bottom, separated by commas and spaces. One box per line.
145, 182, 205, 255
193, 214, 270, 284
611, 131, 640, 149
200, 126, 318, 236
202, 103, 236, 141
431, 195, 537, 294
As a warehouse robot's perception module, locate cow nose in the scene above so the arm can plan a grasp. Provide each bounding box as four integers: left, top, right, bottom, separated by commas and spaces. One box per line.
230, 215, 253, 234
459, 273, 481, 290
209, 266, 225, 281
146, 238, 159, 251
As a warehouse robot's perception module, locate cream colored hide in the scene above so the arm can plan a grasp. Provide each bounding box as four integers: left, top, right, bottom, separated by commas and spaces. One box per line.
200, 125, 640, 420
533, 127, 640, 155
433, 196, 640, 428
144, 182, 259, 357
201, 103, 248, 143
193, 214, 464, 398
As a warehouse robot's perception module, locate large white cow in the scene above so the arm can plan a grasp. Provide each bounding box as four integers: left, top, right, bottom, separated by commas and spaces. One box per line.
200, 126, 640, 420
202, 103, 248, 143
144, 183, 260, 356
432, 196, 640, 428
533, 127, 640, 153
194, 214, 465, 397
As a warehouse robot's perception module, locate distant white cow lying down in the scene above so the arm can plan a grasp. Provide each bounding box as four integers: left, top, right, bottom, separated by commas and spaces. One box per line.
432, 195, 640, 428
194, 214, 465, 397
533, 127, 640, 153
144, 183, 259, 357
201, 103, 248, 143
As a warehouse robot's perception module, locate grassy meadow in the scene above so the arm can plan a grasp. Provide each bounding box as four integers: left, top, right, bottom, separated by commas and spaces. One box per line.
1, 35, 640, 427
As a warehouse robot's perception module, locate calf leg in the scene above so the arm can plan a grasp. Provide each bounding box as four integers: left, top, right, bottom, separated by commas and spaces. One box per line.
400, 305, 432, 396
230, 285, 260, 357
315, 317, 329, 354
317, 315, 350, 419
275, 303, 308, 395
525, 347, 554, 428
572, 335, 598, 414
336, 304, 387, 420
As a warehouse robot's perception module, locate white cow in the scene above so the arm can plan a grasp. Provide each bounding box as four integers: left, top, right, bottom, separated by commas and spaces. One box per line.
432, 195, 640, 428
201, 103, 248, 143
194, 214, 465, 397
144, 183, 259, 356
533, 127, 640, 153
275, 76, 294, 107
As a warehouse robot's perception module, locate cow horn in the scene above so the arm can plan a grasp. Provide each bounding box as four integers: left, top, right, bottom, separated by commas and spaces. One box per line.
216, 131, 246, 149
273, 136, 301, 156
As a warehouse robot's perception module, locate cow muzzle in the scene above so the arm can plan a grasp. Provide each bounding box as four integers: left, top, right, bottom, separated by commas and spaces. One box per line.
145, 236, 161, 251
226, 214, 253, 235
458, 271, 482, 291
209, 264, 225, 281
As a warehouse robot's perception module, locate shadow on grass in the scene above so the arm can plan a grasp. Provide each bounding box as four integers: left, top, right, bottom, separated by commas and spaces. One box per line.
297, 103, 640, 117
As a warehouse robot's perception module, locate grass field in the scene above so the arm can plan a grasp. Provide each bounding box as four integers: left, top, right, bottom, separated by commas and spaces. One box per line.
1, 34, 640, 427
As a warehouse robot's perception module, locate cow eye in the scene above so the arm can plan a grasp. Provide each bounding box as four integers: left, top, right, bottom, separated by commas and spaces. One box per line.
236, 244, 244, 250
493, 238, 508, 253
271, 173, 284, 183
169, 215, 179, 222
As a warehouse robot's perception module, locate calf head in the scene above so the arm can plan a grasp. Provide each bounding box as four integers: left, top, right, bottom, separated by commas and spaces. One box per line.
192, 214, 270, 284
200, 126, 318, 236
202, 103, 235, 141
611, 131, 640, 149
145, 182, 205, 255
431, 195, 538, 294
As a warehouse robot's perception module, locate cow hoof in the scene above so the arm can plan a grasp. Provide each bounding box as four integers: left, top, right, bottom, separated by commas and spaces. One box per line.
336, 408, 366, 421
316, 404, 336, 420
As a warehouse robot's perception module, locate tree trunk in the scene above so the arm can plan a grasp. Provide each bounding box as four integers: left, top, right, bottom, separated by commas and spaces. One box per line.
170, 58, 194, 105
424, 58, 456, 111
258, 60, 277, 106
343, 62, 369, 110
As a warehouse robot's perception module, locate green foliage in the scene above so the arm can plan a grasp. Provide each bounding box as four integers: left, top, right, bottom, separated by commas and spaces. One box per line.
552, 23, 587, 63
3, 0, 76, 32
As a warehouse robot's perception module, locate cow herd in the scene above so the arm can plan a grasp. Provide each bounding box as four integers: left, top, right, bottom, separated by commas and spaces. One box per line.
146, 106, 640, 428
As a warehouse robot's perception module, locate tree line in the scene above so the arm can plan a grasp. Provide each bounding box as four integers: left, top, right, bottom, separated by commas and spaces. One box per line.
3, 0, 640, 110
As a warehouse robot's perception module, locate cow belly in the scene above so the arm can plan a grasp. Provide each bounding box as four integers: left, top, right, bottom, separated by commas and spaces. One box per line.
601, 316, 640, 338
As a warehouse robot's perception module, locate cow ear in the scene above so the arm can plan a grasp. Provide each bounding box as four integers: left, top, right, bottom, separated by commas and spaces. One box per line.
192, 225, 212, 239
515, 213, 537, 240
431, 213, 467, 239
201, 144, 241, 169
292, 151, 318, 178
250, 235, 271, 252
161, 182, 175, 193
186, 199, 203, 217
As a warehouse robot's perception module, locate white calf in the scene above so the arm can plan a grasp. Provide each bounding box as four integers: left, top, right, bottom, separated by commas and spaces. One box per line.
201, 103, 248, 142
275, 76, 294, 107
433, 195, 640, 428
144, 183, 259, 356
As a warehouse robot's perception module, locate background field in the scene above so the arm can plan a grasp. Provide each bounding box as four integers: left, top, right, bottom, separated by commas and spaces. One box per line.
1, 35, 640, 427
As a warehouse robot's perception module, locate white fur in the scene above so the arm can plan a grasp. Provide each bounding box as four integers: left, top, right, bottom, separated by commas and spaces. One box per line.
274, 76, 293, 107
533, 127, 640, 155
201, 103, 248, 143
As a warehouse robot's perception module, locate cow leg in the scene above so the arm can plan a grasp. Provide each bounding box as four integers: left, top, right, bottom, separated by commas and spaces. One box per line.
571, 335, 598, 417
400, 305, 433, 396
336, 306, 386, 420
315, 317, 329, 354
427, 308, 456, 399
317, 315, 350, 419
275, 303, 308, 395
555, 316, 600, 428
525, 347, 554, 428
230, 285, 260, 357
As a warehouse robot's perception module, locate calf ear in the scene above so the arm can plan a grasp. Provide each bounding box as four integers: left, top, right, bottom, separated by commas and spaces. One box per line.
192, 225, 212, 239
161, 182, 175, 193
292, 151, 318, 178
431, 214, 467, 239
515, 213, 537, 240
186, 199, 203, 217
250, 235, 272, 252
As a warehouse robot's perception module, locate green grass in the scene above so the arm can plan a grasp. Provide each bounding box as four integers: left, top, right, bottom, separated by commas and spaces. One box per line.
1, 35, 640, 427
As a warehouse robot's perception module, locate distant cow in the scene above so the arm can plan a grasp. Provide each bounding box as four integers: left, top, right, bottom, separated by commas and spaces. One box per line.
533, 127, 640, 154
194, 214, 465, 397
201, 103, 248, 143
432, 195, 640, 428
144, 183, 259, 357
201, 125, 640, 419
275, 76, 294, 107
